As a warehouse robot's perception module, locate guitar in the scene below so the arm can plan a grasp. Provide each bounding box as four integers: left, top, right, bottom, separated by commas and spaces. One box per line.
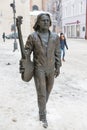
16, 16, 34, 82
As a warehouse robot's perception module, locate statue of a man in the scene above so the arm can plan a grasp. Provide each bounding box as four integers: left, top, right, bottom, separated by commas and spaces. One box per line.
20, 13, 61, 128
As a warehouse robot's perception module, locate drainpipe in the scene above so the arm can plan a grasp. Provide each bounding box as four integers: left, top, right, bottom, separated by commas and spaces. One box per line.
42, 0, 44, 11
85, 0, 87, 39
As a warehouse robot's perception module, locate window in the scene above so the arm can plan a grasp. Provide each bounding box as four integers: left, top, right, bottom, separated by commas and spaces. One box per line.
82, 26, 85, 31
32, 5, 39, 10
65, 7, 67, 17
71, 4, 74, 16
79, 1, 83, 14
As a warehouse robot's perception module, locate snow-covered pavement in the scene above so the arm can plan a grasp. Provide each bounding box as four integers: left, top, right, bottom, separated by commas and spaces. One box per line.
0, 38, 87, 130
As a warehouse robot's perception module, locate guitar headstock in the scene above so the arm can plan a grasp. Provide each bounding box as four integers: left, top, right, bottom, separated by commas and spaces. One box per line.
16, 16, 23, 27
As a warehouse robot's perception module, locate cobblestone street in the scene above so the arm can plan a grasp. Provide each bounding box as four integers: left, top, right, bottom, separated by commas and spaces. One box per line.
0, 38, 87, 130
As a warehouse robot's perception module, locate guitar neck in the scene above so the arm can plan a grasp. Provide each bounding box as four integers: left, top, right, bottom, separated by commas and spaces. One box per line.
17, 26, 26, 59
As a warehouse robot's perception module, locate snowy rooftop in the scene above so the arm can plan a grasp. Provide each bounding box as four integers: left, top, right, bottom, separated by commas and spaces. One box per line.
29, 10, 52, 16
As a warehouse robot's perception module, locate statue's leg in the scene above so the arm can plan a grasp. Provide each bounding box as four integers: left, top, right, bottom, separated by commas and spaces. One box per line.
46, 70, 54, 102
34, 69, 47, 121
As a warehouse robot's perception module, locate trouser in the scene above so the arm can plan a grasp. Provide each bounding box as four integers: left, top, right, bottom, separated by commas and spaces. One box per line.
61, 48, 65, 59
34, 68, 54, 117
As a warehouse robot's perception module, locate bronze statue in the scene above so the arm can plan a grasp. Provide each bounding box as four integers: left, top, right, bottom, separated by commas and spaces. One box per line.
16, 13, 61, 128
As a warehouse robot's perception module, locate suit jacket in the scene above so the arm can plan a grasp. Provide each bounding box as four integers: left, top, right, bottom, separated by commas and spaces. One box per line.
25, 30, 61, 71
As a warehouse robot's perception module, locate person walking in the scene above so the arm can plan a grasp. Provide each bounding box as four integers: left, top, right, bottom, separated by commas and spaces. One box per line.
19, 13, 61, 128
60, 33, 68, 62
2, 32, 5, 42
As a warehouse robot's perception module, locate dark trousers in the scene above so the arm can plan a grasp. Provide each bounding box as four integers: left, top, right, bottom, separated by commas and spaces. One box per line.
34, 68, 54, 116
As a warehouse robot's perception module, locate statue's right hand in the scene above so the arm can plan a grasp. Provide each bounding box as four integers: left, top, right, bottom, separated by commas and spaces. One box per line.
20, 66, 25, 73
19, 59, 25, 73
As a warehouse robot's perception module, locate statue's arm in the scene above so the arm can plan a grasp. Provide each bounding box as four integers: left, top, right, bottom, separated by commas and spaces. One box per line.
55, 35, 62, 69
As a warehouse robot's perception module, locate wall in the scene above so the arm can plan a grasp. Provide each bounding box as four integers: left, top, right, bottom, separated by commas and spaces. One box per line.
62, 0, 86, 38
0, 0, 31, 41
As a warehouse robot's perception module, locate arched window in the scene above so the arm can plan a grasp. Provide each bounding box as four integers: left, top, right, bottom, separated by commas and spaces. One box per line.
32, 5, 39, 10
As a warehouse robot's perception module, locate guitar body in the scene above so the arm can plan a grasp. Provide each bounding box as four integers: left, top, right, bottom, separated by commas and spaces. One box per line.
20, 58, 34, 82
16, 16, 34, 82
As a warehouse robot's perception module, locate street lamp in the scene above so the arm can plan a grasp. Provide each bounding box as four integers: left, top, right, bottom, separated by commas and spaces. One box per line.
10, 0, 18, 51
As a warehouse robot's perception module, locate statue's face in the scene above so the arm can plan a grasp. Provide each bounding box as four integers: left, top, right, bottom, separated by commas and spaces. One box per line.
38, 15, 51, 30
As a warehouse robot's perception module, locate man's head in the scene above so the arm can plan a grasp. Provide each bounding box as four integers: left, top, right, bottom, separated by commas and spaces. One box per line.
33, 13, 52, 31
60, 33, 65, 40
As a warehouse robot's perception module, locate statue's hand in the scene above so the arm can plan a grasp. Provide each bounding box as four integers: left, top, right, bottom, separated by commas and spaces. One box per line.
54, 68, 60, 78
19, 59, 25, 73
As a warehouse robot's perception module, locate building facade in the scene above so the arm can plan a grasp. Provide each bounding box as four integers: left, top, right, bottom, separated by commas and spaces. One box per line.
0, 0, 62, 40
29, 0, 50, 33
0, 0, 31, 40
30, 0, 48, 11
62, 0, 86, 39
0, 0, 49, 40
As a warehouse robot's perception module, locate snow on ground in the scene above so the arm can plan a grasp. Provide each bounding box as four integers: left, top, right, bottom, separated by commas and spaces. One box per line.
0, 39, 87, 130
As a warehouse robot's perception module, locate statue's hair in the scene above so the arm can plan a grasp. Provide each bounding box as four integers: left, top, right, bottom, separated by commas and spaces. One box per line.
33, 13, 52, 31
